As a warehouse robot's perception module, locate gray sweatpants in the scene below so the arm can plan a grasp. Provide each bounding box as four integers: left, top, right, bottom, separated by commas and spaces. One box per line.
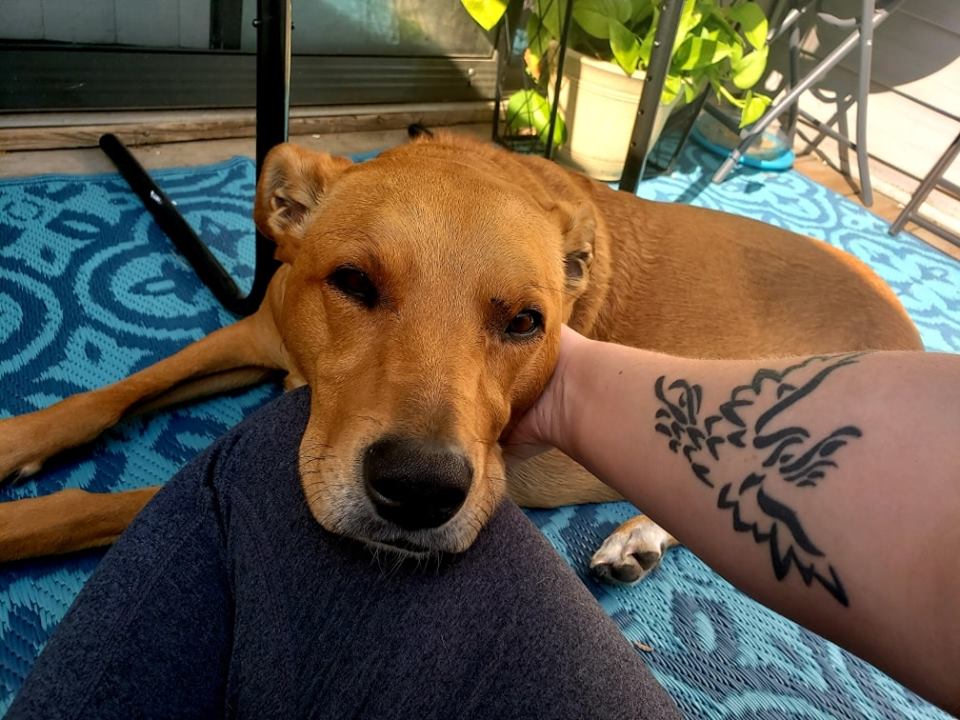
8, 388, 679, 719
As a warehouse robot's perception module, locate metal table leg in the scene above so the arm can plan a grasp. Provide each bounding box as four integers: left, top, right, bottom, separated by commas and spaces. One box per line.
618, 0, 684, 193
889, 131, 960, 247
101, 0, 290, 316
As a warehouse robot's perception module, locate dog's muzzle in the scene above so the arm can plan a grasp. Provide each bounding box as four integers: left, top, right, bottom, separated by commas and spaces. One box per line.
362, 436, 473, 530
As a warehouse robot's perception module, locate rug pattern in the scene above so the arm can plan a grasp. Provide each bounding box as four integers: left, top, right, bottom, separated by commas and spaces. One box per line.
1, 144, 957, 718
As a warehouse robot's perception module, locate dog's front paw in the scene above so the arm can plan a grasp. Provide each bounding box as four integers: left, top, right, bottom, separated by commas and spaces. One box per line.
590, 515, 677, 585
0, 416, 51, 485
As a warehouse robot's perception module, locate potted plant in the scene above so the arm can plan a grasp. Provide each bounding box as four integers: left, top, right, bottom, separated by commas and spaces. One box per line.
462, 0, 772, 180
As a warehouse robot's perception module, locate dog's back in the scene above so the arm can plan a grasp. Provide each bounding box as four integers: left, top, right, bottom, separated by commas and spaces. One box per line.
413, 132, 923, 358
589, 185, 923, 357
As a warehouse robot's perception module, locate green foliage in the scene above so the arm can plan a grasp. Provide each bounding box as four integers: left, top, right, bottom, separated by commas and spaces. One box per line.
460, 0, 509, 31
506, 89, 568, 146
727, 1, 767, 49
609, 19, 642, 75
461, 0, 774, 131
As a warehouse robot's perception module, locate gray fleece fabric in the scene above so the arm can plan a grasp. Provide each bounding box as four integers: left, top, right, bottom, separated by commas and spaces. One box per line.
8, 388, 679, 719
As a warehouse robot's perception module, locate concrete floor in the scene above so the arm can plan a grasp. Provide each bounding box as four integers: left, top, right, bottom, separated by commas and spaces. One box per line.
1, 121, 957, 262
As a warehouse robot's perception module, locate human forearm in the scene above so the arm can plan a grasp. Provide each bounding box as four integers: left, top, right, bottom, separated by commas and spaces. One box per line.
553, 337, 960, 712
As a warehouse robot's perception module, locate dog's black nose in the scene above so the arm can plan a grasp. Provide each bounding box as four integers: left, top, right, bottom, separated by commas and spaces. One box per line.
362, 437, 473, 530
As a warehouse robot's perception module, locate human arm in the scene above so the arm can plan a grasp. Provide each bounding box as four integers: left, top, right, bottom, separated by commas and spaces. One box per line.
505, 327, 960, 713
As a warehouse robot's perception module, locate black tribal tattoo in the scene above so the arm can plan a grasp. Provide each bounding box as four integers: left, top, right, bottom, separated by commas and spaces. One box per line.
654, 353, 867, 607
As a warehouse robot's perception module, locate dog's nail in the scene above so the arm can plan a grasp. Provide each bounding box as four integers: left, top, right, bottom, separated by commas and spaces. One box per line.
633, 640, 654, 653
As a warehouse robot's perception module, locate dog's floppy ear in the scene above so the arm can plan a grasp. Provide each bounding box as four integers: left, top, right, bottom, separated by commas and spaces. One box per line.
557, 202, 596, 295
254, 143, 352, 263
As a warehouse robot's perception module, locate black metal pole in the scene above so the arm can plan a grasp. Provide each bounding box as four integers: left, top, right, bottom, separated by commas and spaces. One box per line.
492, 19, 504, 142
99, 133, 245, 303
99, 0, 290, 316
243, 0, 291, 314
255, 0, 291, 175
619, 0, 684, 193
544, 0, 576, 159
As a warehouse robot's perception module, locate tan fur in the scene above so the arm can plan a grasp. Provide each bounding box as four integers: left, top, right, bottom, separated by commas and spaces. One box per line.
0, 132, 922, 562
0, 487, 160, 562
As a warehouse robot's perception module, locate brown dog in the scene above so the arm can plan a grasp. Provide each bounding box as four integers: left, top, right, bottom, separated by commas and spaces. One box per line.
0, 132, 922, 580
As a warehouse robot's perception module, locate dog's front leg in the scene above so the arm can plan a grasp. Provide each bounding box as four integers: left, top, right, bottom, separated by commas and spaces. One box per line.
0, 310, 284, 484
0, 486, 161, 562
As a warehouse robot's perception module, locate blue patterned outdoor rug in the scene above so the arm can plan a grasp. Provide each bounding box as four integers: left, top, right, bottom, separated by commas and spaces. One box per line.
1, 142, 957, 718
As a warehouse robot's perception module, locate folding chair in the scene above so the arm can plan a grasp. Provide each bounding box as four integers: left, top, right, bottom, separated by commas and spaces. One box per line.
711, 0, 905, 207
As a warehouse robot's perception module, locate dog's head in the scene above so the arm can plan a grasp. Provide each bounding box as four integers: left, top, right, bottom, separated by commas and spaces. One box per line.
254, 135, 599, 555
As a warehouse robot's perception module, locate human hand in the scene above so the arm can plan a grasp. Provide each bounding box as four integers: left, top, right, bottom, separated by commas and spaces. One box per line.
500, 325, 590, 465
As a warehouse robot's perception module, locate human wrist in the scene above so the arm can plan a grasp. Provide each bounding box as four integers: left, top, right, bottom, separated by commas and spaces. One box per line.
548, 326, 597, 461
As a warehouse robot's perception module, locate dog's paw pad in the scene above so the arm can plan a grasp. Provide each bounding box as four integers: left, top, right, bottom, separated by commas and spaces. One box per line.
589, 516, 673, 586
590, 547, 662, 585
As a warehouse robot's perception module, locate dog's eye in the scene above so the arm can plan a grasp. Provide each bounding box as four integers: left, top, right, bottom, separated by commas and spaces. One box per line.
329, 266, 378, 308
505, 310, 543, 339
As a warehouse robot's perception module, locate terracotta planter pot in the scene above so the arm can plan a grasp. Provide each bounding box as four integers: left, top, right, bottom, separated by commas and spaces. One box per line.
550, 48, 680, 181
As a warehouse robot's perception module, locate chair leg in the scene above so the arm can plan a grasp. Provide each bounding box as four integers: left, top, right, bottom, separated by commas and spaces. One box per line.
855, 0, 876, 206
889, 132, 960, 236
785, 19, 801, 146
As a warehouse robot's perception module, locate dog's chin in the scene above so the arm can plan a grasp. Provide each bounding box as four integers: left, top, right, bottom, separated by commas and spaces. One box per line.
305, 483, 491, 556
350, 517, 480, 557
311, 504, 481, 557
363, 536, 435, 558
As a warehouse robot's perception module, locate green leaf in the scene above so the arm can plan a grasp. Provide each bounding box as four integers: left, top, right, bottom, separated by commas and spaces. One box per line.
716, 82, 744, 108
609, 20, 642, 75
536, 0, 565, 39
676, 0, 703, 42
681, 77, 698, 103
728, 1, 768, 50
572, 0, 630, 38
637, 11, 657, 67
731, 45, 768, 89
673, 36, 730, 71
545, 114, 568, 146
526, 13, 550, 56
727, 36, 744, 64
506, 89, 567, 146
460, 0, 509, 31
661, 74, 682, 104
629, 0, 653, 23
740, 91, 771, 127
